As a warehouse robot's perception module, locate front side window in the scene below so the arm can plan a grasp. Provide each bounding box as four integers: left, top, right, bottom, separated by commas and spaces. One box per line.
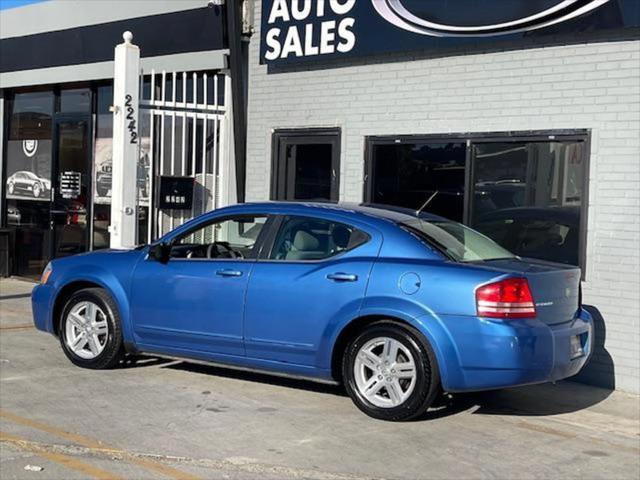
170, 216, 267, 260
401, 218, 515, 263
270, 216, 369, 261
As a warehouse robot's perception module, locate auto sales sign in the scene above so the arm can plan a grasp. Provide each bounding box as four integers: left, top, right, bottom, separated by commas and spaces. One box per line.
260, 0, 640, 67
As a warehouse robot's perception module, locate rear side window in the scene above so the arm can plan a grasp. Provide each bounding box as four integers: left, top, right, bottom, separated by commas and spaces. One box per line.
401, 219, 515, 263
270, 216, 369, 261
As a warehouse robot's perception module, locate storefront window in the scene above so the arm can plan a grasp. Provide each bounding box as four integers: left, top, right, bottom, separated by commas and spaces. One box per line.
369, 141, 466, 222
366, 134, 587, 267
93, 84, 151, 248
5, 90, 54, 277
60, 88, 91, 113
471, 141, 585, 266
93, 85, 114, 249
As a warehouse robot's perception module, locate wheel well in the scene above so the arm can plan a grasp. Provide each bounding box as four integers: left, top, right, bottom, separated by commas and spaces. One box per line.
330, 315, 418, 383
52, 281, 103, 336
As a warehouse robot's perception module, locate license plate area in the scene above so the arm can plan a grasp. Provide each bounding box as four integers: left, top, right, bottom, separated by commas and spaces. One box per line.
570, 334, 585, 360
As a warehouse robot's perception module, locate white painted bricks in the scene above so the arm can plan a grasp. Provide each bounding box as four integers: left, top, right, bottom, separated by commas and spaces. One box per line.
246, 2, 640, 394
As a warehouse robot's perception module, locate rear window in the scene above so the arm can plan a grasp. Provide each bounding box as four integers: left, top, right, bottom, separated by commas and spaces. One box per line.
400, 219, 516, 263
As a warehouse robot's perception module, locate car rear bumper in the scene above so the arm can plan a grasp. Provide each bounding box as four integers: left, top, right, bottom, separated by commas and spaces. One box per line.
432, 308, 593, 392
32, 283, 55, 334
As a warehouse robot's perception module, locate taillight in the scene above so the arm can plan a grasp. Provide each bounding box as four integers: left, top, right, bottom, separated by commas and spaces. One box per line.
476, 277, 536, 319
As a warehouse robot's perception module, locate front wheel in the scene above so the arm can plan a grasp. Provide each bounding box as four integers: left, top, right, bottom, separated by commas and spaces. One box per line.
59, 288, 124, 369
343, 321, 440, 421
32, 182, 41, 198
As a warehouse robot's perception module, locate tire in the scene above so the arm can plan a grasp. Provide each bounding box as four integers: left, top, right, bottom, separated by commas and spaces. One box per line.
8, 182, 14, 195
32, 182, 41, 198
342, 321, 441, 421
59, 288, 124, 369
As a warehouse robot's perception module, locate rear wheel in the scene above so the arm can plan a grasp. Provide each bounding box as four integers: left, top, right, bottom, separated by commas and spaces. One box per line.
343, 321, 440, 421
59, 288, 124, 369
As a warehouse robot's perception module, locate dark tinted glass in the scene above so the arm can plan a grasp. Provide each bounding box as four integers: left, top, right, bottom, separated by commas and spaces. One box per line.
9, 90, 53, 140
271, 216, 369, 261
60, 88, 91, 113
291, 144, 333, 201
370, 142, 466, 222
471, 141, 584, 266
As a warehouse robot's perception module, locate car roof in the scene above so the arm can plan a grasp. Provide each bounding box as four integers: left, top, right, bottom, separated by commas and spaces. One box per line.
222, 201, 447, 224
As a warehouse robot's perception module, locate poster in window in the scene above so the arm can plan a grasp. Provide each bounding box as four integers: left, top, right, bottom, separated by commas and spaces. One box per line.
5, 139, 53, 201
93, 136, 151, 207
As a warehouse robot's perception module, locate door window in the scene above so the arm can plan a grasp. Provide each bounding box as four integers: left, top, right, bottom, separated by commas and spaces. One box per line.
170, 216, 268, 260
52, 118, 91, 258
272, 129, 341, 202
270, 216, 369, 261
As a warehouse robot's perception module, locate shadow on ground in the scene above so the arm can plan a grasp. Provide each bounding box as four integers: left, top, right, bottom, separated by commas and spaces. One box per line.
120, 355, 613, 420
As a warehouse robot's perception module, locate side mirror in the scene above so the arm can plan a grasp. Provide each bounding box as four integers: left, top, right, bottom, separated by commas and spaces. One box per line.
149, 243, 171, 264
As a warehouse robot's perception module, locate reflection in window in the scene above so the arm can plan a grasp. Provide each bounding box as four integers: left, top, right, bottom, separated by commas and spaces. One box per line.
60, 88, 91, 113
370, 142, 466, 222
472, 142, 584, 266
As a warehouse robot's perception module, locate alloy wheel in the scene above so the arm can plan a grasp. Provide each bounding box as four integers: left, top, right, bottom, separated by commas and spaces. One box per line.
353, 336, 417, 408
64, 301, 109, 360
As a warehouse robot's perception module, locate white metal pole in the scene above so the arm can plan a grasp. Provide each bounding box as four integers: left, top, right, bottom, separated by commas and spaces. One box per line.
109, 31, 140, 249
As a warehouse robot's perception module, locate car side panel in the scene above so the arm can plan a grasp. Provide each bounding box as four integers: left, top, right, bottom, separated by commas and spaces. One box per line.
32, 250, 145, 346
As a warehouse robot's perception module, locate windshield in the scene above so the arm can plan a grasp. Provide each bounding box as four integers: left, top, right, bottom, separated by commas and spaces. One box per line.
400, 218, 516, 263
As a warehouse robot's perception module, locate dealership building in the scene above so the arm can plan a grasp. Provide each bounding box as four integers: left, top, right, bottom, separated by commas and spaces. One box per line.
245, 0, 640, 393
1, 1, 639, 394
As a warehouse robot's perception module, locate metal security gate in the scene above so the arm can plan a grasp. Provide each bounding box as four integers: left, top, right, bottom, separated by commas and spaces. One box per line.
139, 69, 230, 241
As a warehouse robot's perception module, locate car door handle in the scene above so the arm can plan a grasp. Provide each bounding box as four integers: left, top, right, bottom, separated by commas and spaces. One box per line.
216, 269, 243, 278
326, 273, 358, 282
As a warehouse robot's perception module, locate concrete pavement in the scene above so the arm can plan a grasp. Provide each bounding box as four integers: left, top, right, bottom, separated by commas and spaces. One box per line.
1, 277, 639, 480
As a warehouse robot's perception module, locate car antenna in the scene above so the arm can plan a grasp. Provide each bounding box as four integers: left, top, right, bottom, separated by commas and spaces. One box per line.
416, 190, 439, 216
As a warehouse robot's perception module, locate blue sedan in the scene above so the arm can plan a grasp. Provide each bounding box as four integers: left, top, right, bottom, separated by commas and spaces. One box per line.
32, 202, 593, 421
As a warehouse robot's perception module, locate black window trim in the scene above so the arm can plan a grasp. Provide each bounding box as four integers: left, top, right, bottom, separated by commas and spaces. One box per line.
164, 213, 275, 263
258, 214, 372, 264
363, 129, 591, 279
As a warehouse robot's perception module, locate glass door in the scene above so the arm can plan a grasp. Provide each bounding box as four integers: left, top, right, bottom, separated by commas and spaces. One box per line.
271, 129, 341, 202
51, 116, 92, 258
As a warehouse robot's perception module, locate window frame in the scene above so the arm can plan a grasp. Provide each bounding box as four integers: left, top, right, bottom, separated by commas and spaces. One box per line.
258, 215, 372, 264
165, 213, 274, 263
363, 130, 590, 277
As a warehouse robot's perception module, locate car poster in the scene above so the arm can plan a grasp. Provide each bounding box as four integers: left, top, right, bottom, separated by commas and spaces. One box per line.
5, 139, 53, 201
93, 136, 151, 207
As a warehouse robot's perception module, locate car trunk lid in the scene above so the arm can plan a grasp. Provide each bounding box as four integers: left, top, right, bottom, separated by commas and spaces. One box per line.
477, 258, 581, 325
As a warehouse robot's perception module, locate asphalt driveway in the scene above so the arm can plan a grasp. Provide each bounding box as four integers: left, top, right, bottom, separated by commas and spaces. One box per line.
1, 278, 639, 480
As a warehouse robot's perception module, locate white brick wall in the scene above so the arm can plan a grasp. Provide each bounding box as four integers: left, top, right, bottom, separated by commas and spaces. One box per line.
246, 2, 640, 393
